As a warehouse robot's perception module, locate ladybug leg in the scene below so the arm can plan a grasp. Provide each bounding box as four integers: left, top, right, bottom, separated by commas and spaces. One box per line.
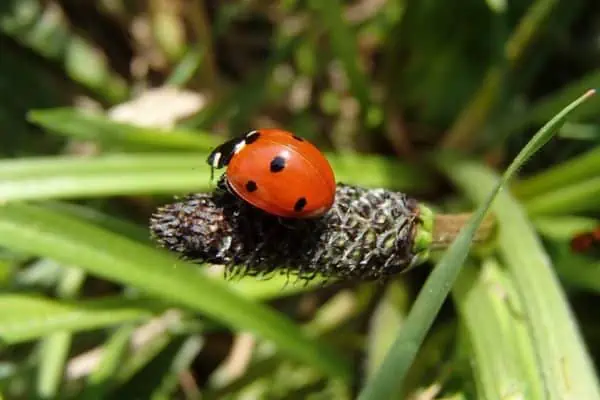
217, 175, 232, 192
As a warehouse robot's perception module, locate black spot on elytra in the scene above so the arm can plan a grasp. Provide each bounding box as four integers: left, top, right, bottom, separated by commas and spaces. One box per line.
245, 131, 260, 144
245, 180, 258, 192
270, 156, 286, 173
294, 197, 307, 212
292, 135, 304, 142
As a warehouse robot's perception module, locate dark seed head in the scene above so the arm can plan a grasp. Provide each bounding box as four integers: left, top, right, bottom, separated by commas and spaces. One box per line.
270, 156, 286, 173
150, 179, 431, 281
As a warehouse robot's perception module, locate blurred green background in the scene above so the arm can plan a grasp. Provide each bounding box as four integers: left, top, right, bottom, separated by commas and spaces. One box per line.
1, 0, 600, 399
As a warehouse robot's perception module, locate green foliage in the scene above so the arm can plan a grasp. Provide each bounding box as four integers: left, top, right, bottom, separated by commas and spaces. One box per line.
1, 1, 600, 399
0, 295, 154, 344
358, 89, 596, 400
448, 159, 600, 399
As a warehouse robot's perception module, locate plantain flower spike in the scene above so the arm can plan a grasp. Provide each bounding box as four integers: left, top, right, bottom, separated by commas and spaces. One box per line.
150, 178, 434, 281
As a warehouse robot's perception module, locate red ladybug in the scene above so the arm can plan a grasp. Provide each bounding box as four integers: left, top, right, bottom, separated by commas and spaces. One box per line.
570, 226, 600, 253
207, 129, 336, 218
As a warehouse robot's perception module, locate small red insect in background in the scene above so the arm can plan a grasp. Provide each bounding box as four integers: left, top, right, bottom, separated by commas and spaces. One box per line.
570, 226, 600, 254
207, 129, 336, 218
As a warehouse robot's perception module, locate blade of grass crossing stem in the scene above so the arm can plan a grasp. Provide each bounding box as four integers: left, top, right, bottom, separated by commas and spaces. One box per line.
0, 203, 350, 382
446, 161, 600, 399
453, 259, 542, 399
358, 89, 595, 400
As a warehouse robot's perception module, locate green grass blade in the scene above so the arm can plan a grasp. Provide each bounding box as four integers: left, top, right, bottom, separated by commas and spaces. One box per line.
36, 332, 71, 399
0, 295, 154, 344
113, 329, 173, 386
357, 89, 595, 400
36, 267, 86, 399
0, 154, 207, 179
28, 109, 218, 152
513, 146, 600, 199
0, 154, 213, 200
44, 202, 150, 244
446, 160, 600, 400
149, 337, 204, 399
0, 153, 431, 202
165, 45, 205, 87
524, 177, 600, 215
0, 203, 350, 382
84, 324, 136, 399
453, 259, 542, 399
533, 215, 599, 241
364, 283, 408, 381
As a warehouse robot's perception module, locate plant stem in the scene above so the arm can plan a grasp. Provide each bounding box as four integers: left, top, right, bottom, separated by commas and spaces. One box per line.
431, 213, 496, 250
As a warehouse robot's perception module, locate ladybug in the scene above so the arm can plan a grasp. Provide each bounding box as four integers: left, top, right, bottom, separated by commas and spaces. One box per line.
207, 129, 336, 218
570, 226, 600, 254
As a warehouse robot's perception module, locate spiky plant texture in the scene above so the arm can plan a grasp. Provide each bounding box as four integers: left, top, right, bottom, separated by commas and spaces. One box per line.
150, 178, 436, 281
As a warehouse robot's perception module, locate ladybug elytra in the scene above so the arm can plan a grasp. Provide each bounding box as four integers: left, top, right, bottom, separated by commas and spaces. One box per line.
207, 129, 336, 218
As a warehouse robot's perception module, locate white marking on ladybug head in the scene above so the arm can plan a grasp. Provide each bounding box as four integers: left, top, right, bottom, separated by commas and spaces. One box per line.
211, 152, 222, 169
246, 130, 258, 138
233, 141, 246, 154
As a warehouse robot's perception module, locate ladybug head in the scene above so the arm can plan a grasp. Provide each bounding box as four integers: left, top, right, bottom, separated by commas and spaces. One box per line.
206, 131, 260, 180
207, 138, 236, 170
206, 137, 241, 182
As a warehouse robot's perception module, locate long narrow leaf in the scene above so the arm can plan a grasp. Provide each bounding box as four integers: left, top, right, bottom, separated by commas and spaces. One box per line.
358, 89, 595, 399
453, 259, 542, 399
37, 332, 71, 398
36, 267, 86, 398
446, 160, 600, 399
524, 177, 600, 215
513, 146, 600, 199
0, 295, 155, 344
28, 109, 217, 152
84, 324, 136, 398
0, 153, 431, 202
